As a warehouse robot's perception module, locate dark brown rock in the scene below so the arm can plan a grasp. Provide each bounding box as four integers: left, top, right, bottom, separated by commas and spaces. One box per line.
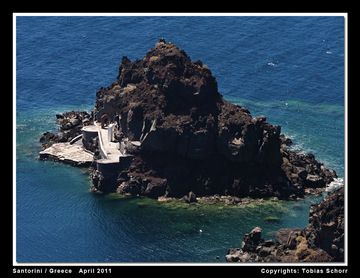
226, 188, 344, 263
39, 111, 93, 150
275, 228, 302, 249
305, 174, 325, 188
143, 182, 167, 198
280, 134, 293, 146
305, 187, 344, 261
184, 191, 197, 203
39, 40, 337, 201
242, 227, 263, 252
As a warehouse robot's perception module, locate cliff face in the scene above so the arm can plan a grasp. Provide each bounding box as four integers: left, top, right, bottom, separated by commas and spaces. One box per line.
226, 188, 344, 262
304, 187, 344, 261
40, 39, 337, 199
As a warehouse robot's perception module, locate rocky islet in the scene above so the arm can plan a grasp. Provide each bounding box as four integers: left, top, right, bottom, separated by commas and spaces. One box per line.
39, 39, 337, 201
38, 39, 345, 263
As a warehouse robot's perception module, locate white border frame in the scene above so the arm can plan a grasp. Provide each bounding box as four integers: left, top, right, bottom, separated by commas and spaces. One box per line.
13, 12, 348, 267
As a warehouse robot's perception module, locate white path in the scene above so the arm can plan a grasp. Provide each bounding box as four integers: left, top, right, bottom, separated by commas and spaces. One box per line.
39, 122, 124, 166
94, 122, 122, 163
39, 141, 93, 166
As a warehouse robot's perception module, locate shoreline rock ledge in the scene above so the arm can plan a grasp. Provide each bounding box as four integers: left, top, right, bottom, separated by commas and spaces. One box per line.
226, 188, 344, 262
39, 39, 337, 200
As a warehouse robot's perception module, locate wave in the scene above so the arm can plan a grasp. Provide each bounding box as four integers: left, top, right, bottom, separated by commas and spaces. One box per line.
267, 62, 277, 67
326, 178, 344, 192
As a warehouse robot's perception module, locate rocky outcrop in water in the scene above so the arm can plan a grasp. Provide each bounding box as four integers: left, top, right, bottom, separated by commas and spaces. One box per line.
39, 111, 92, 149
90, 39, 336, 197
226, 188, 344, 262
40, 39, 337, 200
304, 187, 344, 261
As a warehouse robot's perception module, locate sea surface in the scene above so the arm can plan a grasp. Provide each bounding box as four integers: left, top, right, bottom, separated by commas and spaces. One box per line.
16, 16, 345, 263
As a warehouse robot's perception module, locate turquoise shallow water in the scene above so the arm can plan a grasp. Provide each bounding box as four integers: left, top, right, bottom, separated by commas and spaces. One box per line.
16, 16, 344, 262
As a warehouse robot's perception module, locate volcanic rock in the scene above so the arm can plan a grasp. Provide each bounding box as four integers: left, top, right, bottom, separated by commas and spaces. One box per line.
40, 40, 337, 199
226, 188, 344, 262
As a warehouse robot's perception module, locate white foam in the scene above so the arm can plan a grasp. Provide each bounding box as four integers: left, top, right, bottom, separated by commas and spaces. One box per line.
325, 178, 344, 193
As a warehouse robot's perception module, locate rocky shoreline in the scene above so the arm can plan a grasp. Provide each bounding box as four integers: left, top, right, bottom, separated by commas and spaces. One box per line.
226, 188, 344, 262
38, 40, 345, 263
40, 111, 93, 149
39, 39, 337, 201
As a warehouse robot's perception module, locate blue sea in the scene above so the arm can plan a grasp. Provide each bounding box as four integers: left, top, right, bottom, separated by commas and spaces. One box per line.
16, 16, 344, 263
